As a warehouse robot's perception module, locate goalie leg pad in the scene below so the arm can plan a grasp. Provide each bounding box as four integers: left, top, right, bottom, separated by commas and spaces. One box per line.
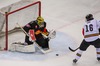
9, 44, 35, 52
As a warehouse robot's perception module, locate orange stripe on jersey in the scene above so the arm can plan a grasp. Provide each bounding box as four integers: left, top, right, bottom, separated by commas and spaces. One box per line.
35, 30, 41, 35
84, 33, 99, 38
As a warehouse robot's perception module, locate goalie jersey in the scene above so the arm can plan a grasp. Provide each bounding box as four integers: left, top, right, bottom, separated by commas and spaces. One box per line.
23, 20, 49, 49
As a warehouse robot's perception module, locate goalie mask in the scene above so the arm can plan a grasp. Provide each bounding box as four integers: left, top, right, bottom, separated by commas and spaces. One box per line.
37, 16, 44, 26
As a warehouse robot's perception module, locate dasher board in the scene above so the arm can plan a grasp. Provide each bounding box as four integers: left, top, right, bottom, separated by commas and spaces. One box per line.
0, 0, 21, 9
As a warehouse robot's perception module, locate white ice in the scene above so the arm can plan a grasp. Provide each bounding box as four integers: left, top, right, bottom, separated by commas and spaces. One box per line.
0, 0, 100, 66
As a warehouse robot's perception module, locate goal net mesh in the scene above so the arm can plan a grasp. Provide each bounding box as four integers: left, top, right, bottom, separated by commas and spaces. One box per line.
0, 0, 41, 50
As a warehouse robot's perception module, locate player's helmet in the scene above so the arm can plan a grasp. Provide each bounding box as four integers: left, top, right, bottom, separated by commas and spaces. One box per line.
86, 14, 94, 21
37, 16, 44, 25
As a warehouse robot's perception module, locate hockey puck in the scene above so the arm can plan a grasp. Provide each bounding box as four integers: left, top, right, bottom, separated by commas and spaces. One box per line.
56, 54, 59, 56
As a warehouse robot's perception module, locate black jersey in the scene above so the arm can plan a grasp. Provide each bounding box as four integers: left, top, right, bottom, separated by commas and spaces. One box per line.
23, 20, 46, 33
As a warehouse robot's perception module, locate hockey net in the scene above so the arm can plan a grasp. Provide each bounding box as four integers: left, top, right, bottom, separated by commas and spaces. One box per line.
0, 0, 41, 50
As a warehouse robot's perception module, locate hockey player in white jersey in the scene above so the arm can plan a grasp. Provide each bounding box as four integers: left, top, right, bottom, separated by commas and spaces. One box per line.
73, 14, 100, 63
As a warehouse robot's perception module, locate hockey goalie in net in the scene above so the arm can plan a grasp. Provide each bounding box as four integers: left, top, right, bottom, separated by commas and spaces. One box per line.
9, 16, 56, 53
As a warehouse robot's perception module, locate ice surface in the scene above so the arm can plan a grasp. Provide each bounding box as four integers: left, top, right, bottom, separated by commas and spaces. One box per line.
0, 32, 76, 60
0, 0, 100, 66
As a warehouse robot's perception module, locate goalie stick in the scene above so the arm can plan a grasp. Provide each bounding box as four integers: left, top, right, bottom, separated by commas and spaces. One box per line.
16, 23, 52, 54
68, 47, 79, 52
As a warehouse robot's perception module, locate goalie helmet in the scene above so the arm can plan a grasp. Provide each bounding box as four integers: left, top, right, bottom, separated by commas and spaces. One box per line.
37, 16, 44, 26
86, 14, 94, 21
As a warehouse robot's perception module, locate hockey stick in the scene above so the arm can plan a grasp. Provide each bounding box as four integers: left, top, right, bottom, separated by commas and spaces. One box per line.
68, 47, 79, 52
16, 23, 52, 54
16, 23, 29, 36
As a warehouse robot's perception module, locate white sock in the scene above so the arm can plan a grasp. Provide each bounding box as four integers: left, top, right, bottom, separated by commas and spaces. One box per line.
75, 49, 84, 60
96, 48, 100, 58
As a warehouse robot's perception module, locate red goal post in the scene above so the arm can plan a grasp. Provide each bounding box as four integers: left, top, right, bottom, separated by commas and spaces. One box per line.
0, 1, 41, 50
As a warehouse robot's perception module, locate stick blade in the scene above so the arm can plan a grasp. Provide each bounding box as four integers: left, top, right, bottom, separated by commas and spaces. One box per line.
68, 47, 76, 52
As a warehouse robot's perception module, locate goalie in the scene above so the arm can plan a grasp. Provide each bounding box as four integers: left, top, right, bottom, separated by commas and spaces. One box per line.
9, 16, 56, 53
23, 16, 50, 49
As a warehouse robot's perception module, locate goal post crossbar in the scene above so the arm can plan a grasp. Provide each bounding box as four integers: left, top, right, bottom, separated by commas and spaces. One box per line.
7, 1, 41, 16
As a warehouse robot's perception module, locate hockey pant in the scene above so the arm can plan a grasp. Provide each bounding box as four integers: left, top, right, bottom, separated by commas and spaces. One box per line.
25, 35, 33, 45
25, 35, 49, 49
36, 37, 49, 49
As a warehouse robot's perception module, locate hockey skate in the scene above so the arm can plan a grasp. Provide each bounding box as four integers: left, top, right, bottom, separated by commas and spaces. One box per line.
97, 57, 100, 61
42, 47, 50, 51
73, 59, 78, 63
